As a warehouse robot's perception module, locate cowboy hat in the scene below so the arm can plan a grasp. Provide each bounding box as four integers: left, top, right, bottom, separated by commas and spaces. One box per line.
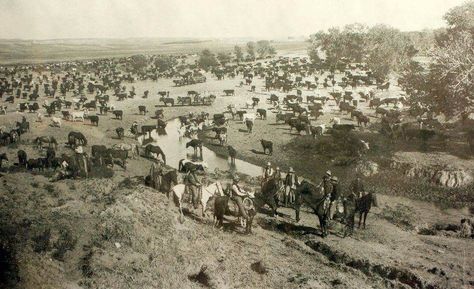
289, 167, 295, 173
266, 162, 271, 166
233, 175, 240, 182
325, 170, 332, 176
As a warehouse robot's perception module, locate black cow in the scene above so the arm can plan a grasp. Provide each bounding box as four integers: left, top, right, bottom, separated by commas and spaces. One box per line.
17, 150, 27, 167
116, 127, 125, 139
256, 109, 266, 120
89, 115, 99, 126
138, 105, 147, 115
112, 110, 123, 120
261, 139, 273, 155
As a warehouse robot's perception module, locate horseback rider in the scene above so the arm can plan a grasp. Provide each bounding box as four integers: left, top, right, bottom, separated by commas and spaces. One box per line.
329, 176, 341, 220
184, 168, 201, 209
349, 176, 365, 198
284, 167, 299, 206
149, 159, 163, 190
231, 175, 248, 220
262, 162, 274, 182
322, 170, 333, 195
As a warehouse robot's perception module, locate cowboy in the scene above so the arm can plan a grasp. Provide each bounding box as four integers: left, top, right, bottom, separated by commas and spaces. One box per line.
328, 176, 341, 220
231, 176, 248, 219
184, 168, 201, 209
349, 176, 365, 198
322, 170, 333, 195
74, 145, 90, 178
262, 162, 274, 181
284, 167, 299, 206
149, 159, 163, 190
273, 167, 282, 187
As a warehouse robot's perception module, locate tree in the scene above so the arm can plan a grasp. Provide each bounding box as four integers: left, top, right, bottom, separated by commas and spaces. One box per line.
400, 1, 474, 119
130, 54, 148, 72
198, 49, 218, 70
154, 55, 177, 72
234, 45, 244, 62
246, 41, 256, 60
256, 40, 276, 58
217, 52, 232, 65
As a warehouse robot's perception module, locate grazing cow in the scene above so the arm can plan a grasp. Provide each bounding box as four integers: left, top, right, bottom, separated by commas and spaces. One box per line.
369, 98, 382, 108
357, 115, 370, 127
339, 102, 355, 114
177, 96, 192, 106
68, 131, 87, 147
260, 139, 273, 155
228, 145, 237, 163
35, 136, 58, 149
112, 110, 123, 120
144, 144, 166, 164
223, 89, 235, 96
186, 139, 203, 155
17, 150, 27, 167
178, 159, 207, 173
51, 117, 62, 127
276, 112, 294, 123
256, 109, 267, 120
116, 127, 125, 139
138, 105, 147, 115
375, 107, 389, 117
89, 115, 99, 126
351, 110, 363, 120
108, 148, 128, 169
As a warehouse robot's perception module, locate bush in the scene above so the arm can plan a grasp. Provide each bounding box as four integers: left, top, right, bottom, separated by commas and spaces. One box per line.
52, 228, 77, 261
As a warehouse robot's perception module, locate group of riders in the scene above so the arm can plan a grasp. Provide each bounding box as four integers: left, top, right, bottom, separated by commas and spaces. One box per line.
147, 156, 368, 228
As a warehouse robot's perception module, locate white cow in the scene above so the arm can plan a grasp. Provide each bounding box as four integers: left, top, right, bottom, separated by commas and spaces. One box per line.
71, 110, 88, 122
51, 117, 62, 127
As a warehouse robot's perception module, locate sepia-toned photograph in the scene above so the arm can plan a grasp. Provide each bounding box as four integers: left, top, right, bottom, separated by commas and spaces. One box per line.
0, 0, 473, 288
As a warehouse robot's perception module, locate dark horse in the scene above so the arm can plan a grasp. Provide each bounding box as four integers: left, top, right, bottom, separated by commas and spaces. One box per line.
258, 178, 280, 217
162, 170, 178, 198
68, 131, 87, 148
186, 139, 203, 156
144, 144, 166, 164
356, 192, 378, 229
294, 181, 332, 237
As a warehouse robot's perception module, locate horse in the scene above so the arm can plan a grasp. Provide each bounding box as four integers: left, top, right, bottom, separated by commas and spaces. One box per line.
259, 178, 280, 217
68, 131, 87, 148
171, 181, 224, 218
356, 192, 378, 229
294, 181, 332, 237
144, 144, 166, 164
161, 170, 179, 197
35, 136, 58, 150
186, 139, 203, 156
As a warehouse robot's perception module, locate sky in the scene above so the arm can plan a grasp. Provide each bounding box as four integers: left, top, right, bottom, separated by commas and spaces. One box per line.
0, 0, 468, 40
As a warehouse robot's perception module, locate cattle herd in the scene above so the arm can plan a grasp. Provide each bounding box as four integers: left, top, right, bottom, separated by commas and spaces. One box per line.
0, 51, 472, 236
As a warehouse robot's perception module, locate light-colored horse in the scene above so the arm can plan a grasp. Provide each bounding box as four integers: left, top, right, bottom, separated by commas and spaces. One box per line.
171, 181, 224, 218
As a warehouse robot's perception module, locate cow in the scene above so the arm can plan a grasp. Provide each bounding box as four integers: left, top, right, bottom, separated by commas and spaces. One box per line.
71, 110, 88, 122
108, 148, 128, 169
17, 150, 27, 168
112, 110, 123, 120
138, 105, 147, 115
159, 97, 174, 106
51, 117, 62, 127
261, 139, 273, 155
236, 110, 247, 121
245, 119, 254, 133
357, 115, 370, 127
61, 111, 71, 120
276, 112, 294, 123
223, 89, 235, 96
27, 158, 46, 171
89, 115, 99, 126
116, 127, 125, 139
144, 144, 166, 163
309, 124, 325, 138
91, 145, 111, 166
256, 109, 267, 120
178, 159, 207, 173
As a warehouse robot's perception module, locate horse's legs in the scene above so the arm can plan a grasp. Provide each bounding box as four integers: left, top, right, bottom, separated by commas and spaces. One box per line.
358, 211, 363, 228
363, 212, 368, 229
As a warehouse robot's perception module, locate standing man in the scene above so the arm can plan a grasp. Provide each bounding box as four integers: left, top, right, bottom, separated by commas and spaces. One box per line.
231, 175, 248, 220
184, 168, 201, 209
322, 170, 333, 195
349, 176, 365, 198
329, 176, 341, 220
283, 167, 299, 206
149, 160, 163, 190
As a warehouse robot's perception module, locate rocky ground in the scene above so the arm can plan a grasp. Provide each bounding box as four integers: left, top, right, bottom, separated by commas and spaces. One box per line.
0, 67, 473, 288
